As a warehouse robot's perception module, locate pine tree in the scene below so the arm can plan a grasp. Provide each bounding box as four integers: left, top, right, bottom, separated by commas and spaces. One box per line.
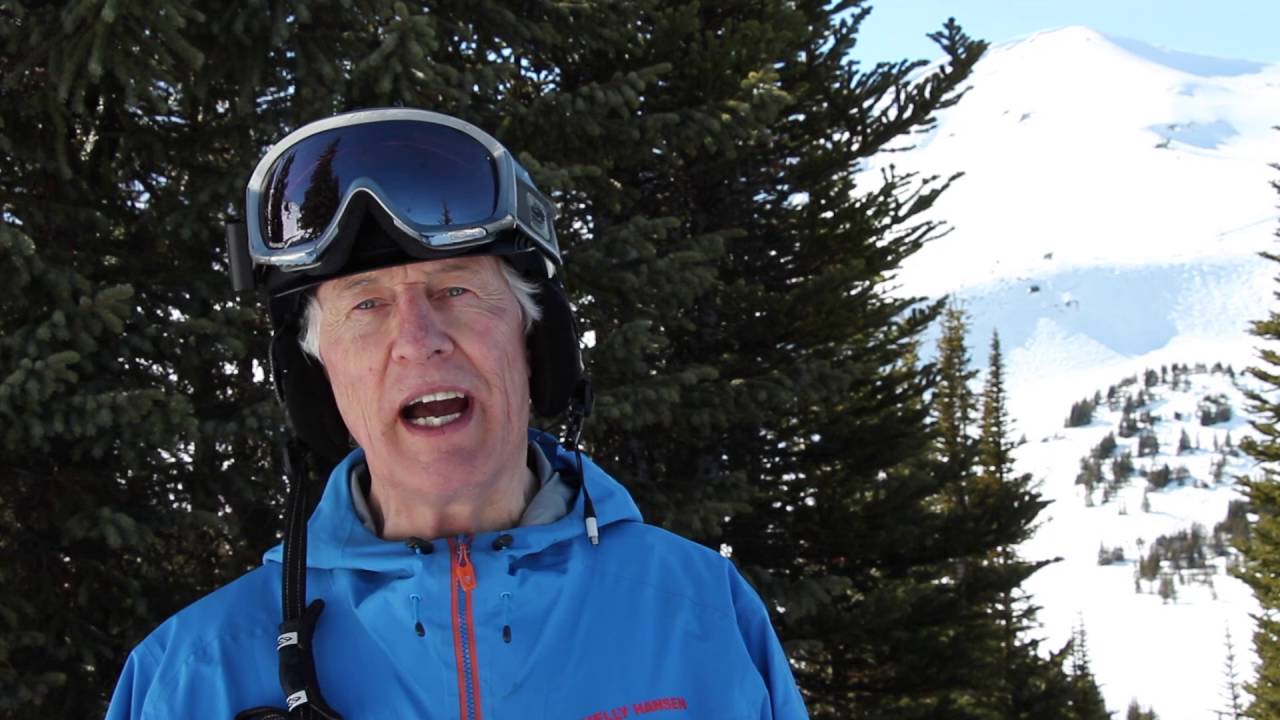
1138, 430, 1160, 457
1067, 397, 1097, 427
978, 331, 1011, 486
937, 303, 979, 485
1238, 173, 1280, 716
1125, 699, 1158, 719
1067, 623, 1112, 719
1111, 451, 1134, 484
502, 10, 991, 715
0, 222, 206, 714
830, 315, 1079, 717
978, 332, 1078, 719
2, 1, 751, 712
1119, 409, 1140, 438
1077, 457, 1102, 503
1222, 626, 1244, 720
545, 10, 990, 717
1, 5, 286, 714
1094, 433, 1118, 460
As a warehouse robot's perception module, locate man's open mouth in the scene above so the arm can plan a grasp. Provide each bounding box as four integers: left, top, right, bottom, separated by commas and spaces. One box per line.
400, 391, 470, 428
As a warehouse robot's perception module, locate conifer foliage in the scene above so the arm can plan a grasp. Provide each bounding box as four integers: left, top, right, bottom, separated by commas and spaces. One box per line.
1239, 167, 1280, 718
910, 314, 1098, 719
0, 2, 1086, 717
1, 4, 283, 714
977, 332, 1080, 719
1067, 624, 1112, 719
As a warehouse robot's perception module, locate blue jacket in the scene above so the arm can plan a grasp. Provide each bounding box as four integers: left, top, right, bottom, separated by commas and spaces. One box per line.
107, 432, 809, 719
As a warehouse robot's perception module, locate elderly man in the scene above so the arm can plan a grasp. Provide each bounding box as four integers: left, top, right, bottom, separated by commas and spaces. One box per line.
107, 109, 807, 719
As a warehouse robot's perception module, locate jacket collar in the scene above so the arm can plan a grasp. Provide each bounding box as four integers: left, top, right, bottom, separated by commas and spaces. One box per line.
348, 439, 569, 533
263, 429, 642, 573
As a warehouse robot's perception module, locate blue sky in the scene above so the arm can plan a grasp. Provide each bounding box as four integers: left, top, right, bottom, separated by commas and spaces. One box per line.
849, 0, 1280, 66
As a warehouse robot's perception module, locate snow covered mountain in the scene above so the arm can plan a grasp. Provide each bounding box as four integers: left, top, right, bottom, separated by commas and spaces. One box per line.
871, 27, 1280, 717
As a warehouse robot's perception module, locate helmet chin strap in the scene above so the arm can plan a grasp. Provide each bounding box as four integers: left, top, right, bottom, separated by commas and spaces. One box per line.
275, 440, 344, 720
236, 309, 345, 720
235, 438, 343, 720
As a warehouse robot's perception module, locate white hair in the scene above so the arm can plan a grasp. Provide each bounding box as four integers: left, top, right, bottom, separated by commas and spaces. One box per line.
298, 260, 542, 363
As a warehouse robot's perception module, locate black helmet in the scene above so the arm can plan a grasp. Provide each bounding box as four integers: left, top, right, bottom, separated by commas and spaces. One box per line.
226, 108, 584, 468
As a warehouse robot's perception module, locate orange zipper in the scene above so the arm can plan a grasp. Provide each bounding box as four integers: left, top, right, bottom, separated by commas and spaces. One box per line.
449, 537, 482, 720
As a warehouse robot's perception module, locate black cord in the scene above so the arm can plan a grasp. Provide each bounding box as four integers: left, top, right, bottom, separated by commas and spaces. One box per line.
273, 442, 343, 720
565, 379, 598, 545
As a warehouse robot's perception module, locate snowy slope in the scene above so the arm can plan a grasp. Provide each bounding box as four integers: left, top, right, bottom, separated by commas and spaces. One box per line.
1017, 367, 1260, 718
879, 27, 1279, 298
871, 27, 1280, 717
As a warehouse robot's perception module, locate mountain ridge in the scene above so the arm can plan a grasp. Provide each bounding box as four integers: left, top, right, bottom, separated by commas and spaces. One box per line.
874, 24, 1280, 430
996, 26, 1273, 78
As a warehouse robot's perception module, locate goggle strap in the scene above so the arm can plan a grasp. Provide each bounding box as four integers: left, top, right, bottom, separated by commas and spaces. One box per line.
226, 221, 256, 292
514, 181, 558, 257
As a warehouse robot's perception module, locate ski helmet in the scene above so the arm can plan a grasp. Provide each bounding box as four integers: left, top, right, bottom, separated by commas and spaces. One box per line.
225, 108, 584, 467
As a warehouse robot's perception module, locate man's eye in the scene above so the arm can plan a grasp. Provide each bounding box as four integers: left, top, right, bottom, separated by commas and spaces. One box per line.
353, 299, 379, 311
445, 287, 467, 298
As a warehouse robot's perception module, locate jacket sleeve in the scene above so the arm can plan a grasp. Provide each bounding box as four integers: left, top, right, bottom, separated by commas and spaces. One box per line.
105, 642, 163, 720
729, 566, 809, 719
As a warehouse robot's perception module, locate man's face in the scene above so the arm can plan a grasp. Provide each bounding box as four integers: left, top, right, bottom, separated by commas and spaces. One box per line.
314, 256, 530, 498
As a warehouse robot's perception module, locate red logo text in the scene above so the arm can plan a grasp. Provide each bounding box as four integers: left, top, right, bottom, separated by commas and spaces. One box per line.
580, 696, 688, 720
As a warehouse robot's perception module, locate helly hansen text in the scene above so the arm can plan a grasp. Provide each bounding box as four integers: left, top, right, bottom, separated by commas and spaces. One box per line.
580, 695, 689, 719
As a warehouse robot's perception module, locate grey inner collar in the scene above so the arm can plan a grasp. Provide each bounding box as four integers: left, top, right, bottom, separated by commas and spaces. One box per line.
349, 440, 575, 537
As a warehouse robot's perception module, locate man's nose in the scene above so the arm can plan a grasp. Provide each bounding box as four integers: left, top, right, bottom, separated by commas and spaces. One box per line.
391, 293, 454, 361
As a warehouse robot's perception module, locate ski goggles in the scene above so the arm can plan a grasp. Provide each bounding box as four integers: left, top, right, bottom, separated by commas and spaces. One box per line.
243, 108, 560, 271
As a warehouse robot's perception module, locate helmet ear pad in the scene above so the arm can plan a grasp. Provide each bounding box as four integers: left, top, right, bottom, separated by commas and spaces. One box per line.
527, 277, 583, 418
269, 293, 352, 470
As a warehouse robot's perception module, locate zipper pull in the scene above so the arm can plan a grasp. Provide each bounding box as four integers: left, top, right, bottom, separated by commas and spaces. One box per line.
410, 593, 425, 637
454, 537, 477, 591
500, 591, 513, 643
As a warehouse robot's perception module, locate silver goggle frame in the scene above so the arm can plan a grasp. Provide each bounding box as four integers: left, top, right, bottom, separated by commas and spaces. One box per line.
244, 108, 560, 271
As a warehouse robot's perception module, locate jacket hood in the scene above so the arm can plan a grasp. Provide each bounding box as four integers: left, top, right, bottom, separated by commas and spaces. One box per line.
263, 429, 642, 574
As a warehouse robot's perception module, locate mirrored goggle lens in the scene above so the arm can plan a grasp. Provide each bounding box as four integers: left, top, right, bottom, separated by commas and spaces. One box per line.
259, 121, 498, 250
